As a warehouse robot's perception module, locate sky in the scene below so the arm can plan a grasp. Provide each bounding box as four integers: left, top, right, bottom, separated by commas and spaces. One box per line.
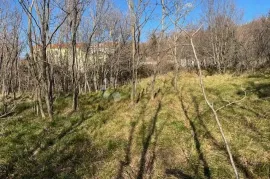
11, 0, 270, 22
8, 0, 269, 57
10, 0, 270, 43
11, 0, 270, 25
236, 0, 270, 22
113, 0, 270, 21
111, 0, 270, 39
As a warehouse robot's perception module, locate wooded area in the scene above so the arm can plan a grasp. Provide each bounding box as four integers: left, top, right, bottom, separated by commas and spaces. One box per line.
0, 0, 269, 117
0, 0, 269, 178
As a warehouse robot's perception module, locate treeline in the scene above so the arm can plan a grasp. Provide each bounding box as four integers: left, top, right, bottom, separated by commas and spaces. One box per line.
0, 0, 269, 119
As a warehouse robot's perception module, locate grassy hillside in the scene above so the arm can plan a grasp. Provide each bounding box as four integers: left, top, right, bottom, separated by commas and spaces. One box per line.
0, 72, 270, 178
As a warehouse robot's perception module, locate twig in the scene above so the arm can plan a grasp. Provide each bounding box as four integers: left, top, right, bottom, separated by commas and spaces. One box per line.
216, 90, 247, 112
0, 105, 16, 118
189, 25, 239, 179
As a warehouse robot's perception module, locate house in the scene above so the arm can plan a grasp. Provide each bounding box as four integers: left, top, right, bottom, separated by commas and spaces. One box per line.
34, 42, 116, 71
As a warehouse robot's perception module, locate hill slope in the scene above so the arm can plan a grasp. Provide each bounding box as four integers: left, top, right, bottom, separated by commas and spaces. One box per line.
1, 73, 270, 178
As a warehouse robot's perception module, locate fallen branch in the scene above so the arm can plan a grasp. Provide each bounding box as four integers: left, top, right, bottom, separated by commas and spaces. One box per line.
188, 25, 239, 179
216, 90, 247, 112
0, 105, 16, 118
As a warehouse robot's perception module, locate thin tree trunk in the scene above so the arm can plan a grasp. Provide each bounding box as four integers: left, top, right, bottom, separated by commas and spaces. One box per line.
71, 0, 82, 111
173, 35, 179, 90
37, 87, 45, 118
128, 0, 136, 103
190, 32, 239, 178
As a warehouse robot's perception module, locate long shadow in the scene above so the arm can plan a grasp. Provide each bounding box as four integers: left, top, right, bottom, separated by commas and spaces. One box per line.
2, 113, 101, 179
2, 113, 91, 178
29, 113, 90, 157
136, 101, 162, 179
116, 81, 167, 179
241, 116, 265, 137
191, 96, 256, 179
116, 122, 136, 179
134, 81, 167, 179
165, 169, 193, 179
234, 103, 268, 119
204, 86, 269, 133
246, 81, 270, 98
116, 81, 166, 179
198, 119, 256, 179
179, 92, 211, 179
145, 81, 171, 179
146, 128, 158, 179
220, 104, 269, 149
18, 133, 96, 179
194, 85, 269, 176
116, 99, 149, 179
146, 114, 167, 179
116, 123, 136, 179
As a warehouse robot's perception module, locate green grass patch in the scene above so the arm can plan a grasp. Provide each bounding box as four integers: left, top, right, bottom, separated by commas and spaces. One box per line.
0, 72, 269, 178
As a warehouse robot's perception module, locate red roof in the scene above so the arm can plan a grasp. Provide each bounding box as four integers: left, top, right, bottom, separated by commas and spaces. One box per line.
35, 42, 117, 49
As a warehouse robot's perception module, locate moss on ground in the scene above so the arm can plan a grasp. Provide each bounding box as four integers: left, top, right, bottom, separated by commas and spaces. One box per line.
0, 72, 270, 178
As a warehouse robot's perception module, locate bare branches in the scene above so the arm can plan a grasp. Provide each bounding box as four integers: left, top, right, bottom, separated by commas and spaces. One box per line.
189, 25, 239, 179
18, 0, 42, 35
216, 90, 246, 112
0, 105, 16, 118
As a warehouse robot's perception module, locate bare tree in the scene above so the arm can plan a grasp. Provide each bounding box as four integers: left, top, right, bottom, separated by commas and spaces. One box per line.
203, 0, 240, 73
160, 0, 193, 90
127, 0, 136, 102
252, 14, 270, 68
67, 0, 85, 111
127, 0, 154, 103
150, 0, 166, 100
19, 0, 70, 120
187, 25, 240, 178
0, 2, 22, 117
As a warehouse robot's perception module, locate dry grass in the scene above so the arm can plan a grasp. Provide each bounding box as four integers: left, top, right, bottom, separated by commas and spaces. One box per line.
0, 72, 270, 178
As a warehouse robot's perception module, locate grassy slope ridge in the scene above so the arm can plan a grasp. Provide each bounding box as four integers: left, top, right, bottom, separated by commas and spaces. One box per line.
0, 72, 270, 178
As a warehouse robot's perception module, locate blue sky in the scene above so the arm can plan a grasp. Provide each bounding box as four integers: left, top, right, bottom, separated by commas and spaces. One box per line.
112, 0, 269, 38
12, 0, 270, 26
9, 0, 269, 56
236, 0, 270, 22
11, 0, 270, 42
113, 0, 270, 21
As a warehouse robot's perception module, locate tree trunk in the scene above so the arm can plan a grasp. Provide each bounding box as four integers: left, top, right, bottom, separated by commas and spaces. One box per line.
190, 33, 239, 178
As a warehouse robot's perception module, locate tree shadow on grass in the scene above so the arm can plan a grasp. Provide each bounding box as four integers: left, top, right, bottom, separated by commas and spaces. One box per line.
1, 113, 99, 179
29, 113, 90, 156
136, 101, 162, 179
220, 104, 269, 150
116, 121, 137, 179
117, 83, 166, 179
198, 85, 269, 144
234, 102, 269, 119
165, 169, 193, 179
116, 99, 150, 179
191, 96, 256, 179
247, 73, 270, 80
117, 100, 163, 179
19, 133, 99, 179
178, 91, 211, 179
246, 81, 270, 99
